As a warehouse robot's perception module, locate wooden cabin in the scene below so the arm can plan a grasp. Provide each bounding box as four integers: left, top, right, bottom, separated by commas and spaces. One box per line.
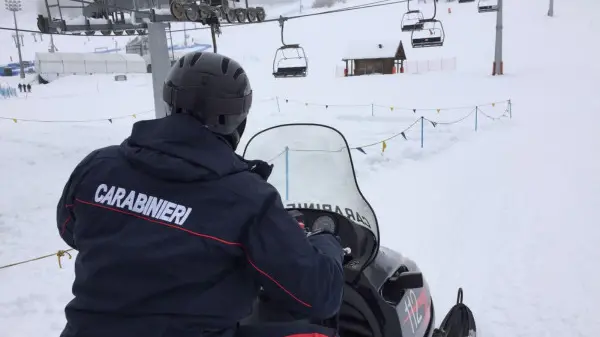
341, 40, 407, 76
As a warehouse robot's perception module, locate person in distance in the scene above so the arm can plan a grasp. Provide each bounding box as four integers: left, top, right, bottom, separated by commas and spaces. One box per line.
56, 51, 345, 337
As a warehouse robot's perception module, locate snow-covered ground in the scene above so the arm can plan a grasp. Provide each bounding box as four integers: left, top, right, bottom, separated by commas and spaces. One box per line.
1, 0, 600, 336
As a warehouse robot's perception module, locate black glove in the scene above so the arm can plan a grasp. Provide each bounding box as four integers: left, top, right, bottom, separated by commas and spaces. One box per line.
308, 230, 353, 265
287, 210, 353, 264
306, 228, 337, 238
246, 159, 274, 180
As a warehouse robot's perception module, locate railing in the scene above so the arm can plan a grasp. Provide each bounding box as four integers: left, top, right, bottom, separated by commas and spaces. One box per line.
36, 60, 147, 75
404, 57, 457, 74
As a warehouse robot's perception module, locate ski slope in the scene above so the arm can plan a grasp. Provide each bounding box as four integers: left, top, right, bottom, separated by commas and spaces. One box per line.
1, 0, 600, 336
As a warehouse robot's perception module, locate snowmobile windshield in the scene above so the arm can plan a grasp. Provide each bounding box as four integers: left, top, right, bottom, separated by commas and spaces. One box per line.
242, 123, 379, 270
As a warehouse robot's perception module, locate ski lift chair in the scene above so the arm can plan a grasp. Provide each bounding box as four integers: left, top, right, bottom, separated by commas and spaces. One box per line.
272, 44, 308, 78
401, 10, 425, 32
411, 19, 445, 48
477, 0, 498, 13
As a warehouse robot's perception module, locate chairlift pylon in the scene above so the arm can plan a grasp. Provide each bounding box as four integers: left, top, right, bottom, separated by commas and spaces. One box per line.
272, 16, 308, 78
478, 0, 498, 13
411, 18, 445, 48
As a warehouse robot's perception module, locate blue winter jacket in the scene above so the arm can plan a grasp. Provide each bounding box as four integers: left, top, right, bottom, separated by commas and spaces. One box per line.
56, 114, 344, 337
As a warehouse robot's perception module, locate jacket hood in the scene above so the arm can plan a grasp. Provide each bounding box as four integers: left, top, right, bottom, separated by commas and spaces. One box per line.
120, 114, 249, 182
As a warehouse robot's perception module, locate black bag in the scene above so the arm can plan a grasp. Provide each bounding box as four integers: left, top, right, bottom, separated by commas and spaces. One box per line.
432, 288, 476, 337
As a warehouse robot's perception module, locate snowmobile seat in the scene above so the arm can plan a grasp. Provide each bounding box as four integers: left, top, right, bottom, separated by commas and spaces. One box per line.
338, 284, 382, 337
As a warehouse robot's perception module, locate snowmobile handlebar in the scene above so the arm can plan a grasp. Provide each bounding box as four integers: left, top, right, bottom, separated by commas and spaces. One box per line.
287, 209, 354, 263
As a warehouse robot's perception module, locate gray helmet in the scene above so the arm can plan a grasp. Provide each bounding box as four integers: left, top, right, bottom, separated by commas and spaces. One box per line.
162, 51, 252, 147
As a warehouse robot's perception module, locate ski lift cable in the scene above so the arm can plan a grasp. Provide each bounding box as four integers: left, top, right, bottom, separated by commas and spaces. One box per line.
0, 0, 410, 36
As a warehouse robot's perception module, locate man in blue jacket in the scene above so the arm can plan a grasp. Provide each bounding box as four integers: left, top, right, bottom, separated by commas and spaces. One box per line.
57, 51, 345, 337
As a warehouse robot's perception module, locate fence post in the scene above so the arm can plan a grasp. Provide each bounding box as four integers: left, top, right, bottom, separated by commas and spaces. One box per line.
508, 99, 512, 118
371, 103, 374, 116
475, 106, 478, 131
420, 116, 424, 148
275, 96, 281, 113
284, 146, 290, 200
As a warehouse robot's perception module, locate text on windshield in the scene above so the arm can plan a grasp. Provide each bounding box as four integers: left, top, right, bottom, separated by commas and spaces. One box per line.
285, 202, 371, 228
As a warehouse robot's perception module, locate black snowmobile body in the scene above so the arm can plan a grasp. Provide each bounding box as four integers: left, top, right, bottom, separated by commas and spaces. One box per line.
360, 245, 435, 337
241, 123, 436, 337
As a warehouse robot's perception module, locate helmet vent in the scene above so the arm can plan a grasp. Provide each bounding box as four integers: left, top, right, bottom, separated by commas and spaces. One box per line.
178, 57, 185, 68
221, 58, 230, 74
190, 53, 203, 66
233, 68, 245, 80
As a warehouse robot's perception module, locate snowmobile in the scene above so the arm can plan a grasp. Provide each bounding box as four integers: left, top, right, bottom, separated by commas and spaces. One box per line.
241, 123, 471, 337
